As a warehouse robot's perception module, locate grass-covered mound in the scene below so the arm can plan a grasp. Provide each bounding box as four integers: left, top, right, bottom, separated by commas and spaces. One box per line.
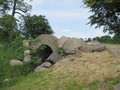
0, 44, 120, 90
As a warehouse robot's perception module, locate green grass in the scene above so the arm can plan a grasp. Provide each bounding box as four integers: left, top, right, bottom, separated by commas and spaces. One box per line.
0, 71, 80, 90
1, 68, 120, 90
0, 70, 100, 90
0, 39, 27, 87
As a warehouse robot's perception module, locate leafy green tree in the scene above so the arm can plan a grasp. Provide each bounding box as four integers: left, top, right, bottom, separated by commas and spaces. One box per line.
100, 35, 112, 43
83, 0, 120, 35
0, 14, 19, 42
0, 0, 32, 17
112, 35, 120, 44
21, 15, 53, 39
0, 0, 10, 15
86, 38, 91, 42
11, 0, 32, 17
0, 0, 32, 42
92, 36, 101, 41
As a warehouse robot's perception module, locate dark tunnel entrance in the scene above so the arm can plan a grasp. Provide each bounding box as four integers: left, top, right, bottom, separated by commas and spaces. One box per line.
35, 44, 53, 62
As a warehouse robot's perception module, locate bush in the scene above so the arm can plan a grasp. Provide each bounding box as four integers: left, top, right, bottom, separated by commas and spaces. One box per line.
57, 48, 66, 57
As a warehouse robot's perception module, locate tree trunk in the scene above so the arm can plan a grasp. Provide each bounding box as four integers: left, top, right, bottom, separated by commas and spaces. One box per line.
12, 0, 17, 17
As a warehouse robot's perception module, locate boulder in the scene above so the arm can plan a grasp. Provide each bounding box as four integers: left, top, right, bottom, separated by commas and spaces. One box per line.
90, 44, 106, 52
47, 52, 62, 63
23, 50, 31, 62
113, 83, 120, 90
62, 38, 86, 54
79, 45, 91, 52
108, 48, 120, 55
58, 36, 69, 48
10, 59, 23, 66
40, 62, 52, 68
34, 66, 47, 72
34, 62, 52, 72
23, 40, 30, 48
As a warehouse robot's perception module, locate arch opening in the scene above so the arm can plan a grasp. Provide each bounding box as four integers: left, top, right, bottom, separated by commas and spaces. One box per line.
35, 44, 53, 62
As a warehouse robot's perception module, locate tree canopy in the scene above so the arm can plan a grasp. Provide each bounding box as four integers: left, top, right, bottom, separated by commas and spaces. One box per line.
83, 0, 120, 35
0, 0, 32, 17
0, 14, 19, 42
21, 15, 53, 39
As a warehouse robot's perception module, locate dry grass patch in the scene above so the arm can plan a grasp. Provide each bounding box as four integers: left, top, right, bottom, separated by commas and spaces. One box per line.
53, 50, 120, 83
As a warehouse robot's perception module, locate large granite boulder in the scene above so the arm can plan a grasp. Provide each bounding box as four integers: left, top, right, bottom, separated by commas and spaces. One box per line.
10, 59, 23, 66
58, 36, 69, 48
46, 52, 62, 63
62, 38, 86, 54
90, 44, 106, 52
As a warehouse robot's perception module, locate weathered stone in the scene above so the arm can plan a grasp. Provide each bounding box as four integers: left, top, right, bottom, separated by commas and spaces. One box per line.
34, 66, 47, 72
79, 45, 91, 52
30, 34, 58, 53
40, 62, 52, 68
23, 40, 30, 48
58, 36, 69, 48
47, 52, 62, 63
10, 59, 23, 66
113, 83, 120, 90
108, 48, 120, 55
62, 38, 86, 54
23, 50, 31, 62
90, 44, 106, 52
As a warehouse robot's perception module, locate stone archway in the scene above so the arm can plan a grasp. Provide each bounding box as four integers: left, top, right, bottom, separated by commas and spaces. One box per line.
30, 34, 58, 53
36, 44, 53, 62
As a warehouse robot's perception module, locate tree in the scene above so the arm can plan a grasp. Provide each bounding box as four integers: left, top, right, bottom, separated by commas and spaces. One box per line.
0, 0, 10, 15
11, 0, 32, 17
112, 34, 120, 44
0, 0, 32, 17
0, 14, 19, 42
21, 15, 53, 39
100, 35, 112, 43
0, 0, 32, 42
83, 0, 120, 35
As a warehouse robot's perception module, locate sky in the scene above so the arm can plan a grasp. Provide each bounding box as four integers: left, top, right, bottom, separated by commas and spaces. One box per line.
26, 0, 108, 39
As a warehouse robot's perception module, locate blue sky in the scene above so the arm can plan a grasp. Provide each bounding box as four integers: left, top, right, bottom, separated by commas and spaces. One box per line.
26, 0, 108, 39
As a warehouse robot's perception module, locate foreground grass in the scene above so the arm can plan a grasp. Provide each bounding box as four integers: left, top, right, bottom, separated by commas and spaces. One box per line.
0, 70, 99, 90
1, 70, 120, 90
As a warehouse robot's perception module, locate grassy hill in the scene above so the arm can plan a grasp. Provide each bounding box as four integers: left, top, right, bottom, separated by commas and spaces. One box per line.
1, 44, 120, 90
